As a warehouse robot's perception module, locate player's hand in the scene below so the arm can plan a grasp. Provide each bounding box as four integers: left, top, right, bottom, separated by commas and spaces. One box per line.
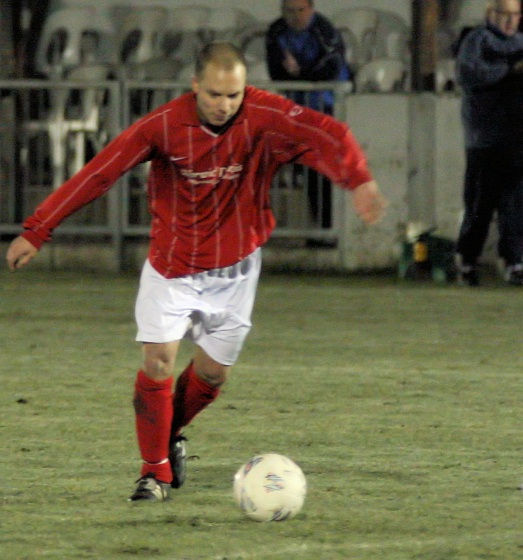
6, 236, 38, 271
352, 180, 388, 224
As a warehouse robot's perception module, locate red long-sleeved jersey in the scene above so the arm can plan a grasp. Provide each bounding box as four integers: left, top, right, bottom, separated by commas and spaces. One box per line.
22, 85, 372, 278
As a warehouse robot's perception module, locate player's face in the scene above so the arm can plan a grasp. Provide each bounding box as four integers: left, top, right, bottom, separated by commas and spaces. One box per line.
192, 62, 246, 127
282, 0, 314, 32
491, 0, 521, 35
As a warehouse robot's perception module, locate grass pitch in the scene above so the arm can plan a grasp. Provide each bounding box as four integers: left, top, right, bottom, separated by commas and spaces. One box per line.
1, 267, 523, 559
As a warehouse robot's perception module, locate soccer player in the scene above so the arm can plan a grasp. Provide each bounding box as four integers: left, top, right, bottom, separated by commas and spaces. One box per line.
6, 42, 387, 502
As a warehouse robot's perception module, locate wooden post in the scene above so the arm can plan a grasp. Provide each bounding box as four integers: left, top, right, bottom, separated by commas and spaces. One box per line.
412, 0, 440, 91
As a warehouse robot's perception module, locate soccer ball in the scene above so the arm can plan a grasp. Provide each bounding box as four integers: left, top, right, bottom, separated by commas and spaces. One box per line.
233, 453, 307, 522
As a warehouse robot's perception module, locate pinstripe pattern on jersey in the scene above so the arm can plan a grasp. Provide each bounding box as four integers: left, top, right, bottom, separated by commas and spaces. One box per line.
22, 87, 372, 278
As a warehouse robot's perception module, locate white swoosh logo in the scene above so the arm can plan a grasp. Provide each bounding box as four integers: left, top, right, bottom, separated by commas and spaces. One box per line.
170, 156, 187, 162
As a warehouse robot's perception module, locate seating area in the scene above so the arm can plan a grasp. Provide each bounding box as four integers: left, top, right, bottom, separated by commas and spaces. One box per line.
33, 5, 263, 83
32, 4, 413, 93
21, 64, 110, 191
333, 8, 411, 94
1, 2, 477, 256
10, 4, 415, 222
20, 4, 414, 193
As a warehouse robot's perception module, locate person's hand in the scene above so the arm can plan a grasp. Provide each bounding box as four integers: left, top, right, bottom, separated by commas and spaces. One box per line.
283, 50, 300, 77
6, 236, 38, 271
351, 180, 388, 224
512, 59, 523, 73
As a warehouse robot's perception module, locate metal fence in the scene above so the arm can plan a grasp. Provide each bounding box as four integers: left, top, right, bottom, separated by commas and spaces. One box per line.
0, 77, 351, 265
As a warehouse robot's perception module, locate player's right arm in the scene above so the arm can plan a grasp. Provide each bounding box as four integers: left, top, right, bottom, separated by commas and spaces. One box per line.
11, 104, 166, 254
6, 236, 38, 271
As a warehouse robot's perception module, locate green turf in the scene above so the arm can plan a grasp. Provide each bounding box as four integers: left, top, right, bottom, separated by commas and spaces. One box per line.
1, 268, 523, 559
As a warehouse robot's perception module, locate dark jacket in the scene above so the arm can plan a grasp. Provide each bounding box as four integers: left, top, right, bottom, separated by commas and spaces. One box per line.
265, 12, 351, 108
265, 12, 349, 83
457, 22, 523, 149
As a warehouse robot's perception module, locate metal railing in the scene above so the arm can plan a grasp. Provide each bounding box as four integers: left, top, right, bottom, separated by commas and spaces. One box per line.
0, 77, 351, 266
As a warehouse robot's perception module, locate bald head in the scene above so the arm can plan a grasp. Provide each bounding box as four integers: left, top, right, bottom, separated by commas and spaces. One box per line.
192, 42, 247, 127
195, 42, 247, 79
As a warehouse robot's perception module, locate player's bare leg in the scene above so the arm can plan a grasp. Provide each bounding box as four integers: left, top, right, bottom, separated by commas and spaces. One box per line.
129, 341, 180, 501
169, 346, 229, 487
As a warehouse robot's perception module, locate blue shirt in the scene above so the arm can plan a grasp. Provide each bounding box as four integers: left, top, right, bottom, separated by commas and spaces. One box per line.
267, 13, 350, 111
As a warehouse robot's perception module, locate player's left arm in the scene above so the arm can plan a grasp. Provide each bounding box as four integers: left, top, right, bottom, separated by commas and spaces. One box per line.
351, 180, 388, 224
261, 92, 388, 222
285, 107, 373, 189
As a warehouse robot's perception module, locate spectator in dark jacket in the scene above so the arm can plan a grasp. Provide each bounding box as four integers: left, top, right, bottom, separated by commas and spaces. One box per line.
455, 0, 523, 285
265, 0, 351, 232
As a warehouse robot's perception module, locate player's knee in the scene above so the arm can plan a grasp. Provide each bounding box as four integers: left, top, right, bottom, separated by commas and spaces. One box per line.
141, 342, 178, 380
142, 352, 175, 379
195, 366, 228, 387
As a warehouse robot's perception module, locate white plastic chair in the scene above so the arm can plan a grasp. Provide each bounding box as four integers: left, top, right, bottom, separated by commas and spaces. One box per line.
436, 58, 458, 93
355, 59, 407, 93
162, 5, 212, 62
22, 64, 110, 189
335, 8, 411, 71
34, 7, 115, 77
239, 26, 268, 66
248, 60, 272, 84
113, 6, 169, 64
126, 58, 185, 112
207, 7, 258, 41
373, 10, 411, 63
126, 58, 183, 82
333, 8, 380, 70
168, 4, 211, 31
176, 63, 196, 87
338, 27, 360, 74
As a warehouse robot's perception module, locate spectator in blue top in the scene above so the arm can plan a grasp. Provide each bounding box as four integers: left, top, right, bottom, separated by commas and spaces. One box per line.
455, 0, 523, 285
266, 0, 351, 233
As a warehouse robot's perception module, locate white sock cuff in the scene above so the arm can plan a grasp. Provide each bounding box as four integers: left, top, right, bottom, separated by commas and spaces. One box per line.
142, 458, 169, 466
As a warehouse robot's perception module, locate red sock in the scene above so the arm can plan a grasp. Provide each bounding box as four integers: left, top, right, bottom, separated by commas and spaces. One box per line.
171, 361, 220, 438
133, 370, 173, 483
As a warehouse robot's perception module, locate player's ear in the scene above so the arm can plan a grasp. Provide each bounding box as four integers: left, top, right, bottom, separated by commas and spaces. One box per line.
191, 76, 199, 94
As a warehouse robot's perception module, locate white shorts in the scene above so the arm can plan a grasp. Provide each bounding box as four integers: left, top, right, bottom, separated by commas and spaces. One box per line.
135, 249, 262, 366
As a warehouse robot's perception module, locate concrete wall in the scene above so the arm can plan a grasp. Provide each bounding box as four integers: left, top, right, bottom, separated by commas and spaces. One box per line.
340, 93, 410, 270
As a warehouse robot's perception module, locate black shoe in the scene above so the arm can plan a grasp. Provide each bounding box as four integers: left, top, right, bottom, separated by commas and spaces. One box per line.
505, 264, 523, 286
128, 473, 171, 502
457, 265, 479, 286
169, 435, 187, 489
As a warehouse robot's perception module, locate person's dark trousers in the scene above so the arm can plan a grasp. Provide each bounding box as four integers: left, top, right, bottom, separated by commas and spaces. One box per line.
456, 146, 523, 266
311, 103, 333, 228
305, 167, 332, 228
293, 102, 333, 229
290, 164, 332, 228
